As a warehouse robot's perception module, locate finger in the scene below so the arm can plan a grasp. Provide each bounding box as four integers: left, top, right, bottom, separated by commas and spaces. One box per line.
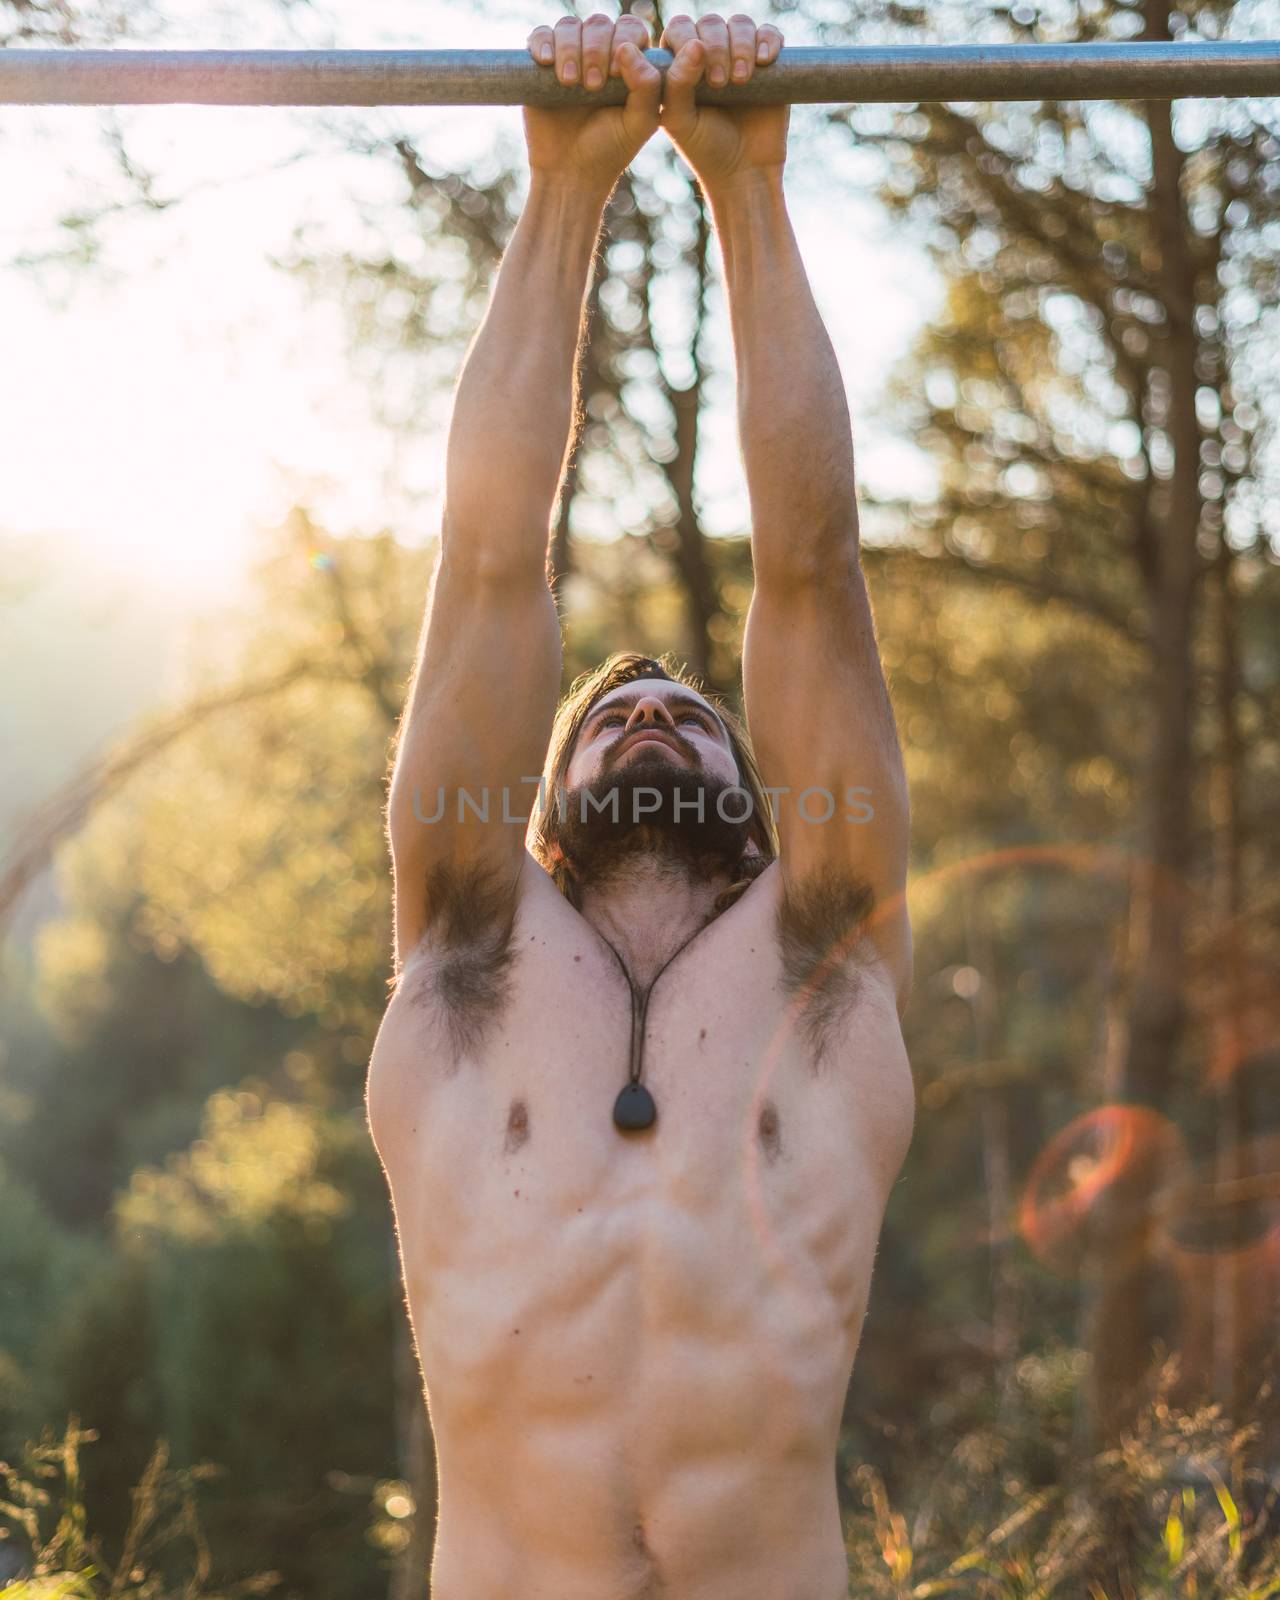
695, 13, 731, 88
727, 14, 756, 82
617, 40, 661, 135
661, 36, 705, 128
581, 12, 613, 91
611, 14, 651, 75
527, 24, 555, 66
660, 13, 699, 53
756, 22, 784, 63
553, 16, 581, 86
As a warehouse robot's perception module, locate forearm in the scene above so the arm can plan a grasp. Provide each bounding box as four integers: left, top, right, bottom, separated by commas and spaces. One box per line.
711, 174, 860, 581
441, 175, 609, 575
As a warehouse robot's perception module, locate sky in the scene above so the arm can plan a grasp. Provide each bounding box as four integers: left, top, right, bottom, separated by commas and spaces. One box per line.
0, 0, 937, 620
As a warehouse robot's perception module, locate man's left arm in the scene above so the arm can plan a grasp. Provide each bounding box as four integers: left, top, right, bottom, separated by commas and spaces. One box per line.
721, 176, 911, 1009
661, 17, 911, 1011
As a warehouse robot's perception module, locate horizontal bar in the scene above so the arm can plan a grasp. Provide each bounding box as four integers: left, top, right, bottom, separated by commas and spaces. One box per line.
0, 41, 1277, 107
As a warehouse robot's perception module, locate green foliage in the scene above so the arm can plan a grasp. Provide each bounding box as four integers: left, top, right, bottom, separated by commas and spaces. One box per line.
0, 1165, 95, 1455
7, 919, 308, 1232
34, 1101, 399, 1598
0, 1417, 278, 1597
34, 523, 406, 1044
116, 1092, 347, 1247
843, 1368, 1280, 1598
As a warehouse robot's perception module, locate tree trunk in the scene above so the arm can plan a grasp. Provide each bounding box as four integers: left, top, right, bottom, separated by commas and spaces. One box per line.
1087, 0, 1207, 1445
659, 193, 719, 687
1124, 5, 1204, 1109
550, 206, 613, 595
1204, 540, 1253, 1416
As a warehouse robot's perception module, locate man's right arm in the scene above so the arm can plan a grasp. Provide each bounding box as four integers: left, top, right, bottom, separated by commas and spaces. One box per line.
387, 18, 661, 971
387, 180, 597, 968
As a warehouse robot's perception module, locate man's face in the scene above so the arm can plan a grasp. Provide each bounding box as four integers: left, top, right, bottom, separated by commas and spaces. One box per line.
555, 678, 752, 887
564, 678, 739, 794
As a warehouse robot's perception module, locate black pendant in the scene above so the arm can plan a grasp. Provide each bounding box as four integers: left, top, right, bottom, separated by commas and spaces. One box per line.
613, 1082, 657, 1132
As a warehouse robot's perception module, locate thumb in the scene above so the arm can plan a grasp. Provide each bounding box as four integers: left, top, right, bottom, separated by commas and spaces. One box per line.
661, 38, 705, 134
617, 41, 661, 138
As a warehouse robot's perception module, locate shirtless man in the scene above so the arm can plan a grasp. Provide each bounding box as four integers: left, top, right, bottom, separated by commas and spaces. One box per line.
366, 12, 916, 1596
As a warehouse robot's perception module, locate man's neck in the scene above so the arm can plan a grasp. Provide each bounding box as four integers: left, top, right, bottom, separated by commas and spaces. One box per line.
577, 855, 732, 992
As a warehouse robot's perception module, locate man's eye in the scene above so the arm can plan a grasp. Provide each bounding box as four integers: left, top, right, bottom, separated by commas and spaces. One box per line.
599, 713, 625, 727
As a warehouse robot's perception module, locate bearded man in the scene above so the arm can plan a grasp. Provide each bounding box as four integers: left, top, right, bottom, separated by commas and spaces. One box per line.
367, 12, 915, 1597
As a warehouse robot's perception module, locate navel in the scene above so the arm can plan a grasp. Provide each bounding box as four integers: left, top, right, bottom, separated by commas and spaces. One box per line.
503, 1098, 530, 1155
628, 1520, 664, 1593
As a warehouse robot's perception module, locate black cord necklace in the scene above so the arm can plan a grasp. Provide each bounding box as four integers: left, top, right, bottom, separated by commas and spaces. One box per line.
594, 920, 711, 1134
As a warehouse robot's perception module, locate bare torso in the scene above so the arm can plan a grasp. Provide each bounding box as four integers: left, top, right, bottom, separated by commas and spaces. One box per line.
367, 854, 915, 1599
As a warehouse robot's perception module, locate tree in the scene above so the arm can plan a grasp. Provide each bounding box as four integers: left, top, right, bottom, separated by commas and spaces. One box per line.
285, 50, 755, 694
824, 0, 1280, 1438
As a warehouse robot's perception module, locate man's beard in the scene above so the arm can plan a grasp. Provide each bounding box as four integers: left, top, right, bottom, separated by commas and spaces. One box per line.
555, 748, 754, 892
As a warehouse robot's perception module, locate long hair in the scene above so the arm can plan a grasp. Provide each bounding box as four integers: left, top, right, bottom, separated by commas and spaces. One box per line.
529, 651, 778, 915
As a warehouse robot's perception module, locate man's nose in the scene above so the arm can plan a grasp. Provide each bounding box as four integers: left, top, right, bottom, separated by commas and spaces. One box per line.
626, 697, 675, 730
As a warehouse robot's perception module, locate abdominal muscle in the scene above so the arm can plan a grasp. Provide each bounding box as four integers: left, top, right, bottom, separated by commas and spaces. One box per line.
419, 1170, 863, 1600
369, 867, 914, 1599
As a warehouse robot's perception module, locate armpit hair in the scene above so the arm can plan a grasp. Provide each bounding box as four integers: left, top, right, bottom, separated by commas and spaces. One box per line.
776, 868, 877, 1069
397, 858, 519, 1065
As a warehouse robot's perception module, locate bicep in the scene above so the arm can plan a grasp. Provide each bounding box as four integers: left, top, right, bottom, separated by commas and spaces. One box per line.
387, 550, 562, 965
742, 556, 911, 1007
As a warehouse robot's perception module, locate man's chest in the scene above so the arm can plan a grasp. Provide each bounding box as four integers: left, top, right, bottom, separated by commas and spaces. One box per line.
382, 871, 895, 1138
369, 890, 914, 1303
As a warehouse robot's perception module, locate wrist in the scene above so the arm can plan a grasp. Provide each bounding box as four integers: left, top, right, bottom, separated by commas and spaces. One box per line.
705, 165, 786, 216
528, 167, 615, 215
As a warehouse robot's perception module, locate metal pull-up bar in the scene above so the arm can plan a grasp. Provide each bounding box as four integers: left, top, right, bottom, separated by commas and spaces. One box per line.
1, 41, 1278, 107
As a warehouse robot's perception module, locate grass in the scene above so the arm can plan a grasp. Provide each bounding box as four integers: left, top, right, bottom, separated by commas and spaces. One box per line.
842, 1364, 1280, 1599
3, 1366, 1278, 1599
0, 1420, 277, 1599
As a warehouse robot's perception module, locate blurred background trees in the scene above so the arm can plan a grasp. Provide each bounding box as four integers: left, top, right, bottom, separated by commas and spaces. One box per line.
1, 0, 1277, 1595
822, 0, 1280, 1451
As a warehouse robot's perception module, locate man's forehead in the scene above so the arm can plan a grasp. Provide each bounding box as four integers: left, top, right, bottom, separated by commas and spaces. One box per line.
590, 679, 718, 717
